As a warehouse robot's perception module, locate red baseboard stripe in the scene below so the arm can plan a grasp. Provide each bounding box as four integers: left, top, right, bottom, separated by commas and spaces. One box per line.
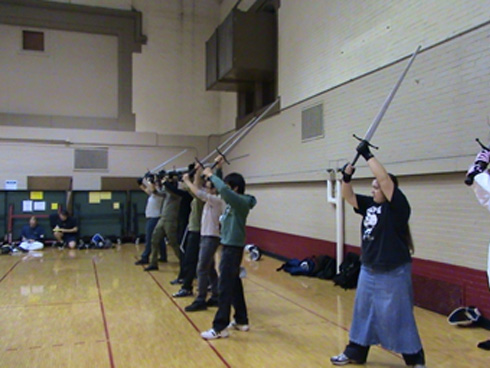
246, 226, 490, 317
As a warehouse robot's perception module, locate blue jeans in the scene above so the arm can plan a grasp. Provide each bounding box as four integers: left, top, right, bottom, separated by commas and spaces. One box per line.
212, 245, 248, 332
141, 217, 166, 261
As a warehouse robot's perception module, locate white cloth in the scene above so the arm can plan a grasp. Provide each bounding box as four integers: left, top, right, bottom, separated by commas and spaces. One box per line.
196, 189, 224, 237
145, 193, 163, 218
472, 172, 490, 287
19, 240, 44, 251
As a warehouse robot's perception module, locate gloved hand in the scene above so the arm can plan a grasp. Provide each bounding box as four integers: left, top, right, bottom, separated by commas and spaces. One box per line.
356, 140, 374, 161
465, 149, 490, 185
137, 177, 143, 185
341, 163, 355, 183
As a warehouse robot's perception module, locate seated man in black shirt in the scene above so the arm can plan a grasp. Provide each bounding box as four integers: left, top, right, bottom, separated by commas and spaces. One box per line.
53, 210, 78, 249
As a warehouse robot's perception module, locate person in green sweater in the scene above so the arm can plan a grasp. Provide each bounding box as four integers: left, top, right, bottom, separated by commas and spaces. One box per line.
200, 157, 257, 340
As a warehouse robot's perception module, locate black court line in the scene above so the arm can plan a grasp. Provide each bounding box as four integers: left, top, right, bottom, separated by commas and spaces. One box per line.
92, 260, 115, 368
146, 271, 232, 368
247, 276, 402, 360
0, 259, 22, 284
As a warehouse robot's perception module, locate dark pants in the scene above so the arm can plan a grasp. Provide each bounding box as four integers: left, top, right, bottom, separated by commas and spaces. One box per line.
141, 217, 166, 261
177, 228, 188, 280
181, 231, 201, 291
344, 342, 425, 366
195, 236, 220, 303
212, 245, 248, 332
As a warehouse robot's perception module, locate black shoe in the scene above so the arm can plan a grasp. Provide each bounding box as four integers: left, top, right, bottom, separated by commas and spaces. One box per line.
135, 259, 149, 265
478, 339, 490, 350
144, 265, 159, 271
330, 353, 364, 366
206, 298, 219, 307
185, 301, 207, 312
158, 258, 168, 263
172, 288, 193, 298
170, 278, 184, 285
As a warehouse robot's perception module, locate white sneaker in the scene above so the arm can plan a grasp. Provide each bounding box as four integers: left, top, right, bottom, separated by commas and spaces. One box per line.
200, 328, 229, 340
228, 320, 249, 332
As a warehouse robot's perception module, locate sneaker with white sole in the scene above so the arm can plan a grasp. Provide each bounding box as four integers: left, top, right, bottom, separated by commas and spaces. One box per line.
228, 320, 249, 332
330, 353, 363, 366
200, 328, 229, 340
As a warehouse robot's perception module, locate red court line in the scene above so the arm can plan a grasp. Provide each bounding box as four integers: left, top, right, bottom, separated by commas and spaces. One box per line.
0, 260, 22, 284
247, 276, 402, 360
92, 260, 115, 368
145, 271, 231, 368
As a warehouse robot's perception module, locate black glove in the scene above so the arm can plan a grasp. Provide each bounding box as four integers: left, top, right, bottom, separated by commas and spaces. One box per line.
465, 149, 490, 185
137, 177, 143, 185
341, 164, 355, 183
356, 140, 374, 161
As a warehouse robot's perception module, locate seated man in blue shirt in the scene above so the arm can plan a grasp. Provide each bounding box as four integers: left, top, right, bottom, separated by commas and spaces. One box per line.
19, 216, 46, 251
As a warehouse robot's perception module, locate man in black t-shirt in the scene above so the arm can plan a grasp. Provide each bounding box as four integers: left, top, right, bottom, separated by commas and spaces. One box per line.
53, 210, 78, 249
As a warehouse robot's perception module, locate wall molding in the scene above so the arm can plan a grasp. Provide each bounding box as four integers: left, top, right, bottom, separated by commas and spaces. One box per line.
0, 0, 147, 131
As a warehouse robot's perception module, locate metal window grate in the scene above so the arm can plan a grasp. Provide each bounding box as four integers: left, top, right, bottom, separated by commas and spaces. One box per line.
301, 103, 324, 142
74, 148, 108, 171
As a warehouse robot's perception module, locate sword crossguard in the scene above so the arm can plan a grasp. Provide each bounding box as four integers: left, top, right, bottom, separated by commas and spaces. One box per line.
215, 148, 230, 165
476, 138, 490, 151
352, 134, 379, 150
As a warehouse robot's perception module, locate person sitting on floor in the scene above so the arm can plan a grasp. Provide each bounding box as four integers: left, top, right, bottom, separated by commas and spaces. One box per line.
53, 210, 79, 249
18, 216, 45, 251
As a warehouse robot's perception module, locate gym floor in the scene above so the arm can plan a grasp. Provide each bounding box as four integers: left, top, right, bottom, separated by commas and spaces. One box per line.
0, 245, 488, 367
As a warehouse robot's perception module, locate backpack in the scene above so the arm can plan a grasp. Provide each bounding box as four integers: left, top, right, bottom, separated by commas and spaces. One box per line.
276, 257, 316, 276
315, 255, 337, 280
333, 252, 361, 289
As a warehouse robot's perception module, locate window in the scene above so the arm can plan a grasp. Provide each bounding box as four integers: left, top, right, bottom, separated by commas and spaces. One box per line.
22, 30, 45, 51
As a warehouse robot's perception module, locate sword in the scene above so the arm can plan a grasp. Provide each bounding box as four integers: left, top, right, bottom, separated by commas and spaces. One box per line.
187, 98, 280, 175
208, 98, 279, 169
350, 45, 421, 166
150, 149, 188, 173
464, 138, 490, 185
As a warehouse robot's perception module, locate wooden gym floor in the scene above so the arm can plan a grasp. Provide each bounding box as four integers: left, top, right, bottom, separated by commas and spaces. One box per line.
0, 244, 488, 368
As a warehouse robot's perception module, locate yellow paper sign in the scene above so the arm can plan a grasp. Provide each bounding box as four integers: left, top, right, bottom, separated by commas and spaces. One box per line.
51, 203, 58, 210
100, 192, 112, 200
30, 191, 44, 200
113, 202, 120, 210
89, 192, 101, 204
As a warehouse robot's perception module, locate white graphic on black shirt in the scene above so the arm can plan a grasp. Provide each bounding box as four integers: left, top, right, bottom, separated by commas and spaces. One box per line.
363, 205, 382, 241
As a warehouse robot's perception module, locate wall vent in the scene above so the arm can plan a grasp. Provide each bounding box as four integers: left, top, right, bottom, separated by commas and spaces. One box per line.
74, 147, 108, 171
301, 103, 324, 142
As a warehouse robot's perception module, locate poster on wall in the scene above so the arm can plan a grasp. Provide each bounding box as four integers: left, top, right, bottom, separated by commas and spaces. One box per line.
22, 200, 33, 212
5, 180, 17, 190
34, 202, 46, 211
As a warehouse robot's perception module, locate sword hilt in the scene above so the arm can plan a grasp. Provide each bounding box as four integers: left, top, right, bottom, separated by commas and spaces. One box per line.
211, 148, 230, 169
476, 138, 490, 151
351, 135, 378, 166
353, 134, 379, 150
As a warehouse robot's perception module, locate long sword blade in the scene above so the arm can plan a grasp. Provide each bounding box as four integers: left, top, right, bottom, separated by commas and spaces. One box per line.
218, 98, 279, 158
151, 149, 188, 173
200, 109, 268, 164
352, 45, 421, 165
